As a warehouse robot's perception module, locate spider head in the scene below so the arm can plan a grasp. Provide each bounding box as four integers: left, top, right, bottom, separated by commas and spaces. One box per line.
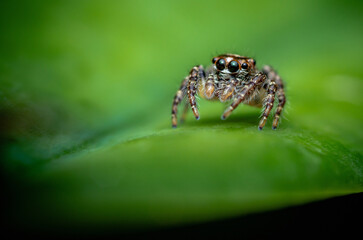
212, 54, 256, 75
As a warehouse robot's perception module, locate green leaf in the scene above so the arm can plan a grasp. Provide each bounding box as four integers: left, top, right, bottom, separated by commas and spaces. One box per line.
23, 121, 361, 228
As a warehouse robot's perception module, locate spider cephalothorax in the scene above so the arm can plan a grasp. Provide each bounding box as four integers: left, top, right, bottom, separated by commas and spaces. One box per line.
171, 53, 286, 130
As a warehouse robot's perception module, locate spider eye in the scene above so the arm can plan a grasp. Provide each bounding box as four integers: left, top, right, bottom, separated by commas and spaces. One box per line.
241, 62, 248, 69
212, 57, 218, 64
216, 58, 226, 70
228, 61, 239, 73
253, 59, 256, 65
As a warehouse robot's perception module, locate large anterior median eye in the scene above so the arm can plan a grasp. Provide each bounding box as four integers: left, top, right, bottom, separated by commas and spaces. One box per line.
228, 60, 239, 72
216, 58, 226, 70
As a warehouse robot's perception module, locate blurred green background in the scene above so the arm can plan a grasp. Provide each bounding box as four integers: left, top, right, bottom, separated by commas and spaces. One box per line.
1, 0, 362, 232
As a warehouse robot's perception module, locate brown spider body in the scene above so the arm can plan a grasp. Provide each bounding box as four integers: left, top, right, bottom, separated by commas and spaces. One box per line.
171, 54, 286, 130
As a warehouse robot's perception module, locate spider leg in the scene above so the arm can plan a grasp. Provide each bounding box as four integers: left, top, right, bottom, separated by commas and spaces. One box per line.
263, 66, 286, 129
258, 80, 277, 130
171, 77, 188, 128
272, 76, 286, 129
204, 74, 216, 99
187, 65, 205, 120
221, 73, 266, 120
219, 78, 237, 102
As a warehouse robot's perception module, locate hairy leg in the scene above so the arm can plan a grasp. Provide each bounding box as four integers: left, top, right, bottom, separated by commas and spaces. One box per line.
204, 74, 216, 99
219, 78, 238, 102
187, 65, 205, 120
263, 66, 286, 129
171, 77, 188, 128
258, 80, 277, 130
272, 76, 286, 129
221, 73, 266, 120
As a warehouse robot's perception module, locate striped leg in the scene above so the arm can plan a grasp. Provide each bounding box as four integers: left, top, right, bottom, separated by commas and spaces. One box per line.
258, 80, 277, 130
262, 66, 286, 129
204, 74, 216, 99
272, 76, 286, 129
187, 65, 205, 120
171, 77, 188, 128
221, 73, 266, 120
219, 78, 237, 102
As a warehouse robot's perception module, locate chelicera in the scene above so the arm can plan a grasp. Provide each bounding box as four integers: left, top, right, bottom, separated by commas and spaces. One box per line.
171, 54, 286, 130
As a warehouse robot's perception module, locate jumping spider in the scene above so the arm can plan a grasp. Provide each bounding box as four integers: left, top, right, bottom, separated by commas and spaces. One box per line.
171, 54, 286, 130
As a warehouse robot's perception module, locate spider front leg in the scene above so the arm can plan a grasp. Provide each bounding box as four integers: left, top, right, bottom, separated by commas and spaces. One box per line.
221, 73, 266, 120
204, 74, 216, 99
220, 78, 238, 102
258, 80, 277, 130
187, 65, 205, 120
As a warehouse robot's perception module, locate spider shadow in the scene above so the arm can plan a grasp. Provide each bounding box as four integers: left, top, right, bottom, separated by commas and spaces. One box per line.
184, 111, 260, 128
